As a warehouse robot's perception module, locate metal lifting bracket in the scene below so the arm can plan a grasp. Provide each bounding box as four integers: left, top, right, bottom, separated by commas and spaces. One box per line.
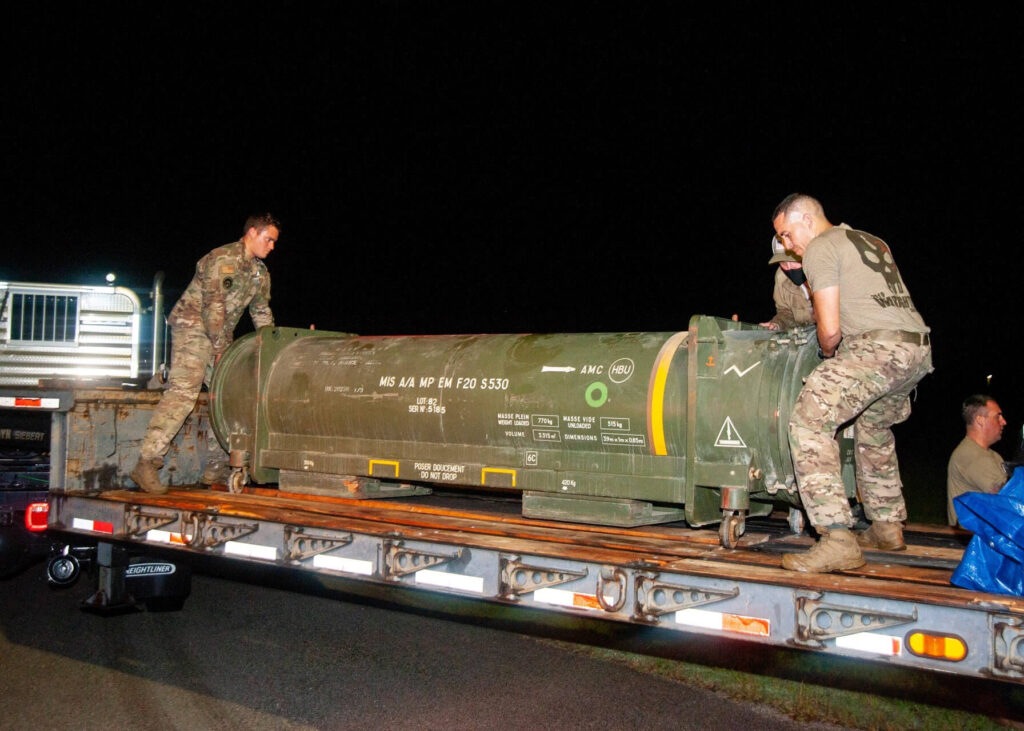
283, 526, 353, 562
633, 571, 740, 622
595, 566, 628, 612
792, 590, 917, 648
382, 539, 463, 580
991, 616, 1024, 678
499, 555, 587, 600
123, 505, 179, 538
179, 511, 259, 550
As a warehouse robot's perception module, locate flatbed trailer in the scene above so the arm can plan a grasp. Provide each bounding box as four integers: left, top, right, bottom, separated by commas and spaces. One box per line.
14, 384, 1024, 684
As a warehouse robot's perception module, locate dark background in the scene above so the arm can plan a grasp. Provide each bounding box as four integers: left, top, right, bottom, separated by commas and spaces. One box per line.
5, 3, 1021, 521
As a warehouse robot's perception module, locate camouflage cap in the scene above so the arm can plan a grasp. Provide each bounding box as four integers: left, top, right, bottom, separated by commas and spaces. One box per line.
768, 235, 799, 264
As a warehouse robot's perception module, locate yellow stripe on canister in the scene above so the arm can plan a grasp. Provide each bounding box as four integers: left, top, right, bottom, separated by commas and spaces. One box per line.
647, 331, 688, 456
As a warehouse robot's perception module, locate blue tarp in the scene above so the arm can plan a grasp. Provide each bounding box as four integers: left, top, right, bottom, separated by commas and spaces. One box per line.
950, 466, 1024, 596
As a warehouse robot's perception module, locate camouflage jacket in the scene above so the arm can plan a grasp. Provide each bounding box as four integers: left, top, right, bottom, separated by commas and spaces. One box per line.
167, 240, 273, 354
769, 268, 814, 330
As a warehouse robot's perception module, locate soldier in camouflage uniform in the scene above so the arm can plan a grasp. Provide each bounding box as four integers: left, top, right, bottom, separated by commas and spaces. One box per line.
760, 235, 814, 331
130, 214, 278, 493
772, 194, 932, 573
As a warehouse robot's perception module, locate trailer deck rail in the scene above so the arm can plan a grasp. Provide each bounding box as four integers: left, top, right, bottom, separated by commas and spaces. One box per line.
47, 483, 1024, 683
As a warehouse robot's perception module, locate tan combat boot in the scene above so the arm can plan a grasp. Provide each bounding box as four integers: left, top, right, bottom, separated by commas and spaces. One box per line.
856, 521, 906, 551
781, 528, 865, 573
130, 457, 168, 494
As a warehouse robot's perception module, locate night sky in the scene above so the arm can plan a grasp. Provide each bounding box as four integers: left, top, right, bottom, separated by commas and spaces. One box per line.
6, 4, 1023, 503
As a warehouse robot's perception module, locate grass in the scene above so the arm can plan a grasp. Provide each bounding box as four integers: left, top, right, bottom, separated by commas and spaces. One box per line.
546, 639, 1024, 729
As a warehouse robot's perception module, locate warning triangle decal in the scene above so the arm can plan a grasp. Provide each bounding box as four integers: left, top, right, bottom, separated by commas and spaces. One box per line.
715, 417, 746, 448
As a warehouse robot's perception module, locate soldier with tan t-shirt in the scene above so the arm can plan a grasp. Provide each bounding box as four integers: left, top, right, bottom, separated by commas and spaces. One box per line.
772, 193, 933, 573
948, 395, 1008, 526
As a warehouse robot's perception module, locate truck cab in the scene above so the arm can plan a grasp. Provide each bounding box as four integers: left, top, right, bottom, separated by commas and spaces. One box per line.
0, 275, 167, 576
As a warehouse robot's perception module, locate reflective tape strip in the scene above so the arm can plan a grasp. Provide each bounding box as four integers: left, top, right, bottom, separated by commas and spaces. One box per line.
0, 396, 60, 408
835, 632, 902, 656
675, 608, 771, 637
71, 517, 114, 534
415, 569, 484, 594
224, 541, 277, 561
533, 587, 602, 611
313, 554, 374, 575
146, 529, 190, 545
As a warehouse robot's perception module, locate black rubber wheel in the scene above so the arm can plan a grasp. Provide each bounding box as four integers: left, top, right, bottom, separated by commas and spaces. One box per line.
46, 554, 81, 587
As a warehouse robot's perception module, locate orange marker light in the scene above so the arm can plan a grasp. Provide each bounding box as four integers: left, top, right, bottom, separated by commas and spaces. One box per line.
906, 631, 967, 662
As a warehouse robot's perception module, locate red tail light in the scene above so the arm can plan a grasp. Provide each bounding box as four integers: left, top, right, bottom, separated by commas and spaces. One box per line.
25, 502, 49, 532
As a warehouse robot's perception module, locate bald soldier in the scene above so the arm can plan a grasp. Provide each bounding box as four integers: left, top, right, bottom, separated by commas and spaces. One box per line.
772, 194, 932, 573
947, 395, 1008, 526
130, 213, 278, 494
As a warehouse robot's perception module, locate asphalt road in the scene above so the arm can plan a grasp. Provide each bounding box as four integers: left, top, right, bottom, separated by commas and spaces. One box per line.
0, 558, 841, 731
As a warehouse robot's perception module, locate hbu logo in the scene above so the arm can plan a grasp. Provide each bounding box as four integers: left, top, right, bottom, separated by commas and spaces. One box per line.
609, 358, 634, 383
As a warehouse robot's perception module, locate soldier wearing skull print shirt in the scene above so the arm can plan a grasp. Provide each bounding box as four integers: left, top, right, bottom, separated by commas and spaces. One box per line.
130, 214, 278, 494
772, 194, 932, 573
803, 224, 928, 336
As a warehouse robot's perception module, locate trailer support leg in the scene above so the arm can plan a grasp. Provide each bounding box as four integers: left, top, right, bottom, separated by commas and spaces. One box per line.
81, 542, 139, 615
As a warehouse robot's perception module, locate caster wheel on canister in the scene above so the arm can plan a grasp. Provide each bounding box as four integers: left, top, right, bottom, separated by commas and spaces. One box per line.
719, 514, 745, 548
228, 469, 248, 494
788, 507, 806, 535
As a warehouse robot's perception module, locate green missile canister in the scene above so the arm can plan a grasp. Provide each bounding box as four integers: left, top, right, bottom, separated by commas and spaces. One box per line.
210, 315, 843, 544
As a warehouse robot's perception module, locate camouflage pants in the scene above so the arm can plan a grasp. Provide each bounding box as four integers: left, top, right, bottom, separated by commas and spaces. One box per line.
789, 336, 933, 529
140, 326, 227, 468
